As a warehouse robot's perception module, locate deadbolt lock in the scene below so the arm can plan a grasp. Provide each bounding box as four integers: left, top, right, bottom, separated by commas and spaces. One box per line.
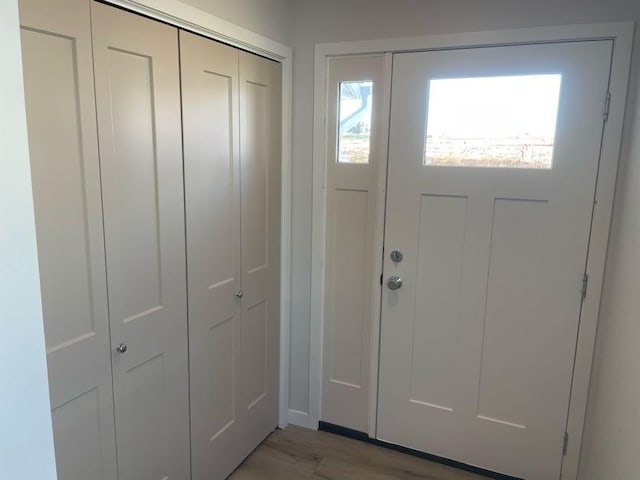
390, 250, 404, 263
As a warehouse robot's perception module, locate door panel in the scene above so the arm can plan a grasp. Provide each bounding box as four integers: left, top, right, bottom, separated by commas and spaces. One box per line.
91, 3, 190, 479
239, 50, 282, 457
477, 198, 549, 428
19, 1, 117, 478
106, 48, 164, 319
378, 41, 613, 479
180, 30, 242, 480
410, 194, 467, 411
243, 300, 269, 407
51, 389, 105, 480
329, 188, 369, 387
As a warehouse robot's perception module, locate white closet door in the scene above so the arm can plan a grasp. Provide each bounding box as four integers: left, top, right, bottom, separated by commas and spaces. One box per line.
239, 51, 282, 454
91, 3, 190, 480
180, 30, 243, 480
19, 1, 117, 479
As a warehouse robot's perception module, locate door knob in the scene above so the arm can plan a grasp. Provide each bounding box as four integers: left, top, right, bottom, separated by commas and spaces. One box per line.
116, 343, 127, 354
387, 275, 403, 290
235, 290, 244, 298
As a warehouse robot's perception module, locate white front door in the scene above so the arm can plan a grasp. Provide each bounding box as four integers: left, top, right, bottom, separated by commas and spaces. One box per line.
377, 41, 613, 479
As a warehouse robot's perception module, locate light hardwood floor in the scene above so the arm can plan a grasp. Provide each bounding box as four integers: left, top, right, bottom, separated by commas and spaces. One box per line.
229, 426, 489, 479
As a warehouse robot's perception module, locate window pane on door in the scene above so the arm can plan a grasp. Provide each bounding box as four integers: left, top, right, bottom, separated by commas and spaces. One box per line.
338, 81, 373, 164
424, 74, 562, 168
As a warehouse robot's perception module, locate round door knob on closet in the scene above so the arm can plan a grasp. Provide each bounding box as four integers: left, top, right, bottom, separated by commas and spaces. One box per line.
116, 343, 127, 354
387, 275, 403, 290
235, 291, 244, 298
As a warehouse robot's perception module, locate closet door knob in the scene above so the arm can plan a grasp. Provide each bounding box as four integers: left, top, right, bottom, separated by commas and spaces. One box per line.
235, 291, 244, 298
116, 343, 128, 354
387, 275, 403, 291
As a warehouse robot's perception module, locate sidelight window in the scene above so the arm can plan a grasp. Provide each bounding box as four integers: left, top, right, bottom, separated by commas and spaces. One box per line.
337, 81, 374, 164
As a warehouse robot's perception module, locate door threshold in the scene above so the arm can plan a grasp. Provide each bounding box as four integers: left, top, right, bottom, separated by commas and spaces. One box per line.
318, 421, 522, 480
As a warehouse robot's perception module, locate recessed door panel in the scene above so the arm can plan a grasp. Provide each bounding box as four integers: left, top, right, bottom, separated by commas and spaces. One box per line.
117, 354, 170, 479
198, 70, 235, 287
378, 41, 613, 479
21, 28, 95, 350
243, 300, 268, 408
207, 317, 236, 439
51, 389, 104, 480
410, 194, 468, 411
477, 198, 549, 428
243, 81, 270, 274
328, 189, 369, 388
105, 48, 163, 321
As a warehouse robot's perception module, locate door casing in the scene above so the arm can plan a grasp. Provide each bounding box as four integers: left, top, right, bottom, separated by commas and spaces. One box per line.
311, 22, 634, 480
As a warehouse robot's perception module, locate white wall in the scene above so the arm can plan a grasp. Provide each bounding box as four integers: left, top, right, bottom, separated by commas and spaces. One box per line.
0, 1, 58, 479
579, 57, 640, 480
288, 0, 640, 476
180, 0, 292, 45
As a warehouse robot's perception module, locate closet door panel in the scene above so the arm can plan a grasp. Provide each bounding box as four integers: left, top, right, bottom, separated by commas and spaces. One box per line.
19, 1, 117, 479
91, 3, 190, 480
105, 48, 163, 320
180, 30, 242, 480
239, 51, 282, 452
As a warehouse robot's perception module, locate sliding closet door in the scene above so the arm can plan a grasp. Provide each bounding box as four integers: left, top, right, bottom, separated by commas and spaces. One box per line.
239, 51, 282, 454
19, 1, 117, 479
180, 31, 243, 480
91, 3, 190, 480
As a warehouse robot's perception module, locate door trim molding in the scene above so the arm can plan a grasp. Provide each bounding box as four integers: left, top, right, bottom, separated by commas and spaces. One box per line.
309, 21, 634, 480
103, 0, 293, 430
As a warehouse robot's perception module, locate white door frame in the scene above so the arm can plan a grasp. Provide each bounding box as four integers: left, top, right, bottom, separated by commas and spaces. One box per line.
309, 22, 634, 480
101, 0, 293, 430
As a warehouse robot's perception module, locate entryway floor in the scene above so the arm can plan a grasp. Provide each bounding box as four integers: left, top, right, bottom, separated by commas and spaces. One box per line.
229, 425, 489, 479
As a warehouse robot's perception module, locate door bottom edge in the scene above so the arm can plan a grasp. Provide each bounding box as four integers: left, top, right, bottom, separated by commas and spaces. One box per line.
317, 421, 523, 480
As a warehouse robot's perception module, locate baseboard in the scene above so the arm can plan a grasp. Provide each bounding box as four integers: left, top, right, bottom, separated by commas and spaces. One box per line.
318, 421, 522, 480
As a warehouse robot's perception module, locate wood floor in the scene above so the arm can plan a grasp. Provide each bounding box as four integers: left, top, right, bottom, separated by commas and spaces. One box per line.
229, 426, 489, 479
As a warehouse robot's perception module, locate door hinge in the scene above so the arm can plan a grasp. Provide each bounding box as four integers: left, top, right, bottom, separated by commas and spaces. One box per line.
603, 91, 612, 121
563, 432, 569, 456
581, 273, 589, 300
380, 273, 383, 286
